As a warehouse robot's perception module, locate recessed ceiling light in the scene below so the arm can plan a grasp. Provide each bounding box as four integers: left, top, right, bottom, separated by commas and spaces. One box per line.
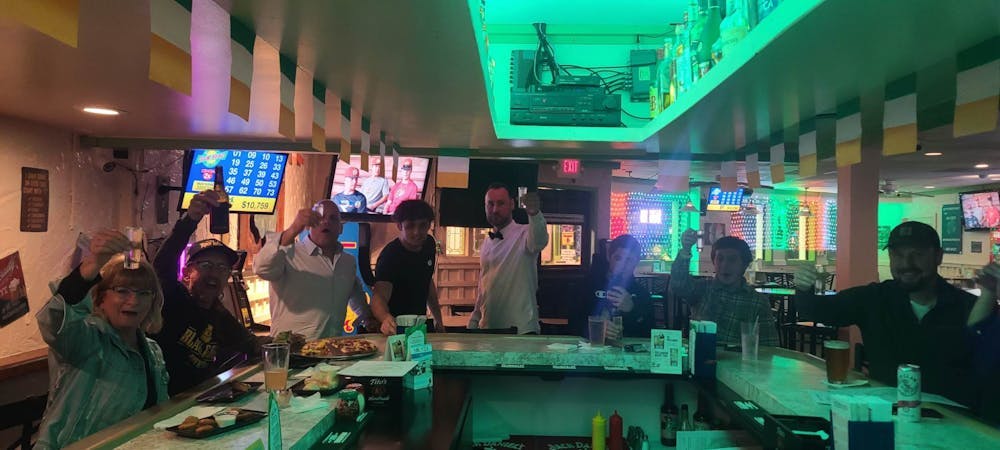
923, 186, 935, 189
923, 152, 942, 156
975, 163, 989, 169
82, 106, 120, 116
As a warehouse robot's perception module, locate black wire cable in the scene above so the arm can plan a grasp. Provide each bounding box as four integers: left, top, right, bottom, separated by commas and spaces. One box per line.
621, 110, 653, 120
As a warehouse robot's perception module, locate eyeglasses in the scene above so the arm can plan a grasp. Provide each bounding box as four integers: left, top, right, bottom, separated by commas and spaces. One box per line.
109, 286, 154, 300
188, 260, 233, 273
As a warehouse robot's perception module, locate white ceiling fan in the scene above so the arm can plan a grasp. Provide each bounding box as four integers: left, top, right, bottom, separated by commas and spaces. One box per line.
879, 179, 932, 198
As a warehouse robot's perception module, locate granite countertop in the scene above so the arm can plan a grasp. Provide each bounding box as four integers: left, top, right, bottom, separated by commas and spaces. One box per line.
427, 334, 651, 370
716, 347, 1000, 449
71, 333, 1000, 449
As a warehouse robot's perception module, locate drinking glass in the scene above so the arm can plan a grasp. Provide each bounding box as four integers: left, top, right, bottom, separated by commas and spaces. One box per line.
740, 321, 759, 361
262, 343, 290, 391
605, 315, 624, 348
588, 315, 607, 346
824, 340, 851, 384
124, 227, 143, 269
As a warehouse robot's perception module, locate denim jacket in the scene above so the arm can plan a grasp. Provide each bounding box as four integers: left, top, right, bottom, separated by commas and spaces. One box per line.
35, 277, 169, 449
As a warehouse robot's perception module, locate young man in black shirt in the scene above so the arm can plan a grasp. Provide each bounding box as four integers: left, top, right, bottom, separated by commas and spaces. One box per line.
152, 190, 267, 395
371, 200, 444, 335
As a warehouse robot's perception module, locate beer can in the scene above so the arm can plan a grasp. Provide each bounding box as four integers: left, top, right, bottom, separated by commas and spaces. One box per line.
897, 364, 922, 422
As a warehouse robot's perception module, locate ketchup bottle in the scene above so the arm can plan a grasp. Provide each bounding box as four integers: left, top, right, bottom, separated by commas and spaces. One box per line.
609, 410, 623, 450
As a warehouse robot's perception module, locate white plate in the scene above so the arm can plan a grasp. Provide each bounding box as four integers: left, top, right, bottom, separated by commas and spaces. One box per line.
822, 378, 870, 388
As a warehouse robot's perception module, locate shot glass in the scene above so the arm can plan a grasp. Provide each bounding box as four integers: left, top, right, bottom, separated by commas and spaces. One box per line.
124, 227, 143, 269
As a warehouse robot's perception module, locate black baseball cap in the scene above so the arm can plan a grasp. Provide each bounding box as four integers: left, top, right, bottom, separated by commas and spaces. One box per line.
884, 221, 941, 250
186, 239, 238, 266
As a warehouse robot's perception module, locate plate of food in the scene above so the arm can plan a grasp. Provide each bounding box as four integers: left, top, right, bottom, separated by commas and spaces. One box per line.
166, 408, 265, 438
295, 337, 379, 361
196, 381, 262, 403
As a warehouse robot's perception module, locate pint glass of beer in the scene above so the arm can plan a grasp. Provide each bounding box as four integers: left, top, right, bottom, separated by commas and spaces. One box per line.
824, 340, 851, 384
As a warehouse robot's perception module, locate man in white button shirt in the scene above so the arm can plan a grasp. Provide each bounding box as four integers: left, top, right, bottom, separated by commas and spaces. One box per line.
254, 200, 370, 340
469, 183, 549, 334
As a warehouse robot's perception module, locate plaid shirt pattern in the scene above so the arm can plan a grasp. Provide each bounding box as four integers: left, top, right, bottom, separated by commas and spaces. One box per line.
670, 257, 779, 346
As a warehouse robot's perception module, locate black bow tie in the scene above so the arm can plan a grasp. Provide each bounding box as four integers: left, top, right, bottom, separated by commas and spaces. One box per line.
488, 231, 504, 240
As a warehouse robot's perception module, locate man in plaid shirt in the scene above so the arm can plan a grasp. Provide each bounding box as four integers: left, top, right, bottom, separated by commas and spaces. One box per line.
670, 229, 779, 346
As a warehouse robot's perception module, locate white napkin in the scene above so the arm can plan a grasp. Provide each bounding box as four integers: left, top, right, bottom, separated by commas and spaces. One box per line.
292, 367, 315, 380
289, 392, 327, 414
546, 343, 578, 351
154, 406, 223, 431
578, 343, 608, 352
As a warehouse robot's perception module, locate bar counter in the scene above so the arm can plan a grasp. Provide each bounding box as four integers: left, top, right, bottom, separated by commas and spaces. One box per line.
68, 334, 1000, 449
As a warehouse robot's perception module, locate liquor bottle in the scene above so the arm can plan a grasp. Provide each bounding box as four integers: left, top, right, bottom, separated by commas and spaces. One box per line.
657, 38, 674, 113
210, 165, 230, 234
702, 0, 722, 71
672, 22, 688, 98
659, 383, 679, 446
688, 2, 705, 84
715, 0, 750, 61
650, 47, 664, 118
693, 392, 712, 430
679, 404, 692, 431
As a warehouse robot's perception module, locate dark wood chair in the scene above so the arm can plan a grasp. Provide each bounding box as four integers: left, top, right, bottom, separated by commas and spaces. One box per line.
0, 394, 47, 450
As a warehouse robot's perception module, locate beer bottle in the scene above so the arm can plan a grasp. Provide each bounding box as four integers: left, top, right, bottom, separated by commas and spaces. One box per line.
660, 383, 679, 446
693, 392, 711, 430
210, 165, 230, 234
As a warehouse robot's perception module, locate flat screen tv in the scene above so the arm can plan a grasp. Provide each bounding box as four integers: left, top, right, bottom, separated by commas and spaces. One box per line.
706, 187, 744, 212
178, 149, 288, 214
327, 154, 431, 220
959, 189, 1000, 231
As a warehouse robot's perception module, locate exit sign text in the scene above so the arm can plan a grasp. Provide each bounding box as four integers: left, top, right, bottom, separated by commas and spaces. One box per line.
558, 159, 580, 178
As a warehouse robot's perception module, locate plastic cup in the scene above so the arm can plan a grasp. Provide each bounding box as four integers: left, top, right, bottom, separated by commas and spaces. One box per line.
588, 315, 606, 346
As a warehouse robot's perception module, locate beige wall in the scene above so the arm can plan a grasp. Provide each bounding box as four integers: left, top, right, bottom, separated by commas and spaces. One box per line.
0, 116, 131, 359
0, 114, 336, 361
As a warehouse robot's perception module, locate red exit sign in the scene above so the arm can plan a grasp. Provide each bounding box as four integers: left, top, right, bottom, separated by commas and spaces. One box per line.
558, 159, 580, 178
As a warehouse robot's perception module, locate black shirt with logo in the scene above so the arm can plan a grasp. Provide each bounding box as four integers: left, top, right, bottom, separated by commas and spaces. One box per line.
151, 216, 259, 395
375, 237, 436, 317
568, 263, 653, 338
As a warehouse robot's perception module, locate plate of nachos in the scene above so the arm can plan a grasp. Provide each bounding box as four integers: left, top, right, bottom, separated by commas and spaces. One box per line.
295, 336, 379, 360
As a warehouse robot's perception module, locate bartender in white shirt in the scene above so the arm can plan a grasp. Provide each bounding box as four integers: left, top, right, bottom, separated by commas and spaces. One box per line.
469, 183, 549, 334
253, 200, 370, 340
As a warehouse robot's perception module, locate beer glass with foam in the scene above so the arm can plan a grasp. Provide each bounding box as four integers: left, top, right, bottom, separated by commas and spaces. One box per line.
824, 340, 851, 383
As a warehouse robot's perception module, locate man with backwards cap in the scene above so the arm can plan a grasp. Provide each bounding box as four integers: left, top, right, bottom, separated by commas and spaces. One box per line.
385, 158, 419, 215
333, 166, 367, 213
152, 190, 267, 395
794, 221, 998, 414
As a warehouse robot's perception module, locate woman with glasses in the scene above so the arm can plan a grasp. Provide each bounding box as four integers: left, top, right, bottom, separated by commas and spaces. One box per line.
151, 190, 267, 395
35, 230, 168, 449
